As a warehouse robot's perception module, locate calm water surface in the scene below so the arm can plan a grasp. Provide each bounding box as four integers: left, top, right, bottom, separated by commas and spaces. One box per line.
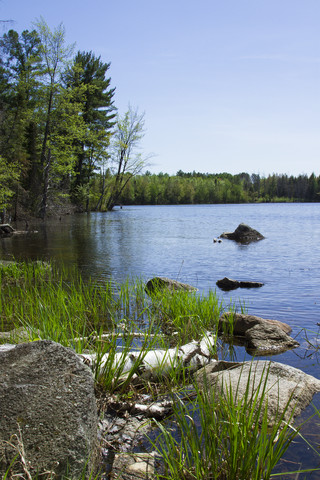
2, 203, 320, 476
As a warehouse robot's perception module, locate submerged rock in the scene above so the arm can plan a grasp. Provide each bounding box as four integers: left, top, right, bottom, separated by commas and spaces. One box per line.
145, 276, 198, 294
219, 223, 264, 243
216, 277, 264, 291
0, 341, 98, 479
195, 360, 320, 426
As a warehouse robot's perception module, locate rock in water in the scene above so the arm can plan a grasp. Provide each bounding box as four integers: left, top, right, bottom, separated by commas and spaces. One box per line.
216, 277, 264, 291
145, 277, 198, 294
219, 223, 264, 243
0, 341, 98, 479
218, 312, 299, 355
218, 312, 292, 335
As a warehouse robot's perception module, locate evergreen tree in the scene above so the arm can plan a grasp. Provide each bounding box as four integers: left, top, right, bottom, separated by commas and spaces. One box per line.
63, 51, 116, 197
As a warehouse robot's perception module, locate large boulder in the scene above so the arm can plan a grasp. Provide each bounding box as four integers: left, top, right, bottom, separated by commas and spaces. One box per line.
218, 313, 299, 355
0, 341, 98, 479
219, 223, 264, 243
195, 360, 320, 426
145, 277, 198, 294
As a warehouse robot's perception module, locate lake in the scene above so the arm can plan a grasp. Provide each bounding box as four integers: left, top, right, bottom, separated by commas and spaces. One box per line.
2, 203, 320, 476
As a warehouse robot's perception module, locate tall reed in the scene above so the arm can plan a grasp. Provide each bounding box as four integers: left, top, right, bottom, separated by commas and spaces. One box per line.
150, 362, 311, 480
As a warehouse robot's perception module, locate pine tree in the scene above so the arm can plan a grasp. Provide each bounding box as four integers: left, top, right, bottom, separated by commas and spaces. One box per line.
63, 51, 116, 199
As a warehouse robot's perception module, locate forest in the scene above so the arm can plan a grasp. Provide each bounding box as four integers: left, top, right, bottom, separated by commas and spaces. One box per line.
115, 170, 320, 206
0, 19, 319, 222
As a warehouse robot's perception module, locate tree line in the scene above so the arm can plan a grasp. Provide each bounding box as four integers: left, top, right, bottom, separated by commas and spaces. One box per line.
0, 19, 319, 221
113, 171, 320, 206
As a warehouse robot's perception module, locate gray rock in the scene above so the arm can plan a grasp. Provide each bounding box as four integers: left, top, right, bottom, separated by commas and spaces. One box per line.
216, 277, 264, 291
219, 223, 264, 243
145, 277, 198, 294
195, 360, 320, 426
245, 323, 299, 355
112, 452, 156, 480
0, 341, 98, 479
218, 313, 298, 356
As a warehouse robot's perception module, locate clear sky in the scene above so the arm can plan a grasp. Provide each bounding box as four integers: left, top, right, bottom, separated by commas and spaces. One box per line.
1, 0, 320, 176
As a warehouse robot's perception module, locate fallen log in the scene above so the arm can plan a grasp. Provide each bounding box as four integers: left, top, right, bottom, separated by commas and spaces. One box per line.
80, 332, 217, 380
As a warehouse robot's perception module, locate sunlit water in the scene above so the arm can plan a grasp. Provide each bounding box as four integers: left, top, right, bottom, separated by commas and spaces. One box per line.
2, 203, 320, 476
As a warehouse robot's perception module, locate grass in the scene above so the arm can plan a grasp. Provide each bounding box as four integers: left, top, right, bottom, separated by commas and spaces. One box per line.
1, 261, 320, 479
0, 261, 226, 355
150, 363, 319, 480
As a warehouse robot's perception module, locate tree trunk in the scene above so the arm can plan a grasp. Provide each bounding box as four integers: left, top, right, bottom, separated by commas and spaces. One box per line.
39, 148, 51, 219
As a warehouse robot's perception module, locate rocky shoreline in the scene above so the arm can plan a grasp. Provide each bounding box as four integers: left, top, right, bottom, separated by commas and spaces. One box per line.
1, 307, 318, 479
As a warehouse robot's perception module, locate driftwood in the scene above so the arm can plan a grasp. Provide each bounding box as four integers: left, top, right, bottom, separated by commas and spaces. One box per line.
80, 332, 217, 379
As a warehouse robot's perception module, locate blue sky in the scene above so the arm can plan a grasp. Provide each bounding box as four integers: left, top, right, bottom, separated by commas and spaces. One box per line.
1, 0, 319, 176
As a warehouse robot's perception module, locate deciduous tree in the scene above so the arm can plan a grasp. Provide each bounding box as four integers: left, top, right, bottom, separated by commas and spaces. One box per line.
35, 18, 75, 218
104, 106, 150, 210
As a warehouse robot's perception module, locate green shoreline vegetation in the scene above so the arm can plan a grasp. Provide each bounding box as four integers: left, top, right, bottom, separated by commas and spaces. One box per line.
1, 261, 320, 479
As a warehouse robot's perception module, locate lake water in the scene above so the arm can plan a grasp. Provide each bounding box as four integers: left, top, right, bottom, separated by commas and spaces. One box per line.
2, 203, 320, 476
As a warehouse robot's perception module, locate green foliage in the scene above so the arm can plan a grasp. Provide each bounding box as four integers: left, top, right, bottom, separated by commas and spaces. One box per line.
63, 50, 116, 203
0, 156, 19, 215
149, 288, 223, 344
116, 171, 320, 206
0, 20, 116, 218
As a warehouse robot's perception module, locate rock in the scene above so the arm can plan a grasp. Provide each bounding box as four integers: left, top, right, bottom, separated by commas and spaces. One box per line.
239, 280, 264, 288
195, 360, 320, 426
245, 323, 299, 355
219, 223, 264, 243
0, 341, 98, 479
218, 312, 298, 356
0, 224, 14, 237
112, 452, 156, 480
218, 312, 292, 335
216, 277, 240, 290
216, 277, 264, 291
145, 276, 198, 294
